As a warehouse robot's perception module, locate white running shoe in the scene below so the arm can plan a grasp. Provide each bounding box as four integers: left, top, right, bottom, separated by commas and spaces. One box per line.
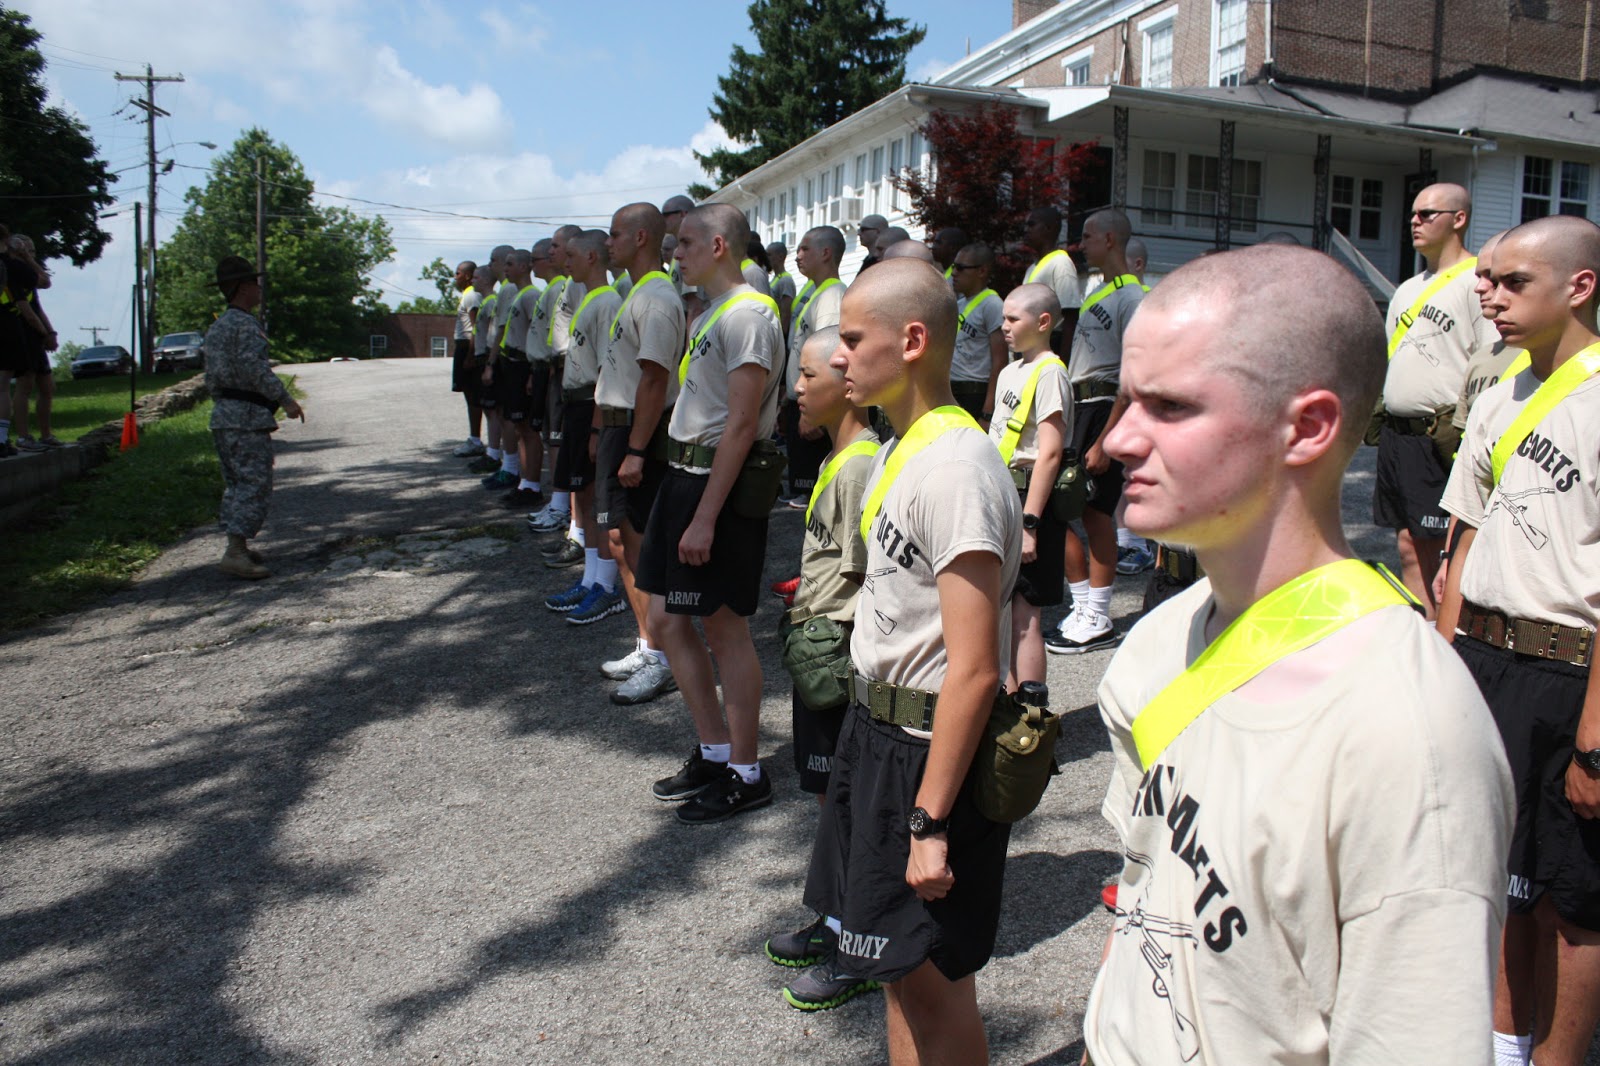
602, 645, 652, 681
612, 658, 677, 705
452, 438, 485, 457
527, 504, 572, 533
1046, 607, 1119, 655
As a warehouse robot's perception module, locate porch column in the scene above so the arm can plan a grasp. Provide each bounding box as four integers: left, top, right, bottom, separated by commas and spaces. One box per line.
1313, 134, 1332, 252
1215, 119, 1235, 250
1112, 105, 1129, 209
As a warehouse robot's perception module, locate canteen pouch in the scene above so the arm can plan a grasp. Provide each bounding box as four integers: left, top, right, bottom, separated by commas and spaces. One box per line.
1363, 399, 1386, 447
1428, 404, 1463, 466
730, 438, 788, 519
781, 615, 853, 711
973, 690, 1060, 823
1051, 450, 1088, 523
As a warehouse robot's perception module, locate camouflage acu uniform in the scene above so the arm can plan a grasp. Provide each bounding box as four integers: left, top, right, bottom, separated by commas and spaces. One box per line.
204, 307, 289, 537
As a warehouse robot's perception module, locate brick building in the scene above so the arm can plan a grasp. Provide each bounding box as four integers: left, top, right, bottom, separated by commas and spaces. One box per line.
369, 313, 454, 359
710, 0, 1600, 291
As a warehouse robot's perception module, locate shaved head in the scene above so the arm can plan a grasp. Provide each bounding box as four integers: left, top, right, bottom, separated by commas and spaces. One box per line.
883, 239, 935, 263
1126, 236, 1148, 273
1144, 246, 1385, 453
801, 325, 843, 375
806, 225, 845, 263
662, 194, 695, 215
847, 258, 958, 371
457, 259, 477, 274
490, 244, 514, 262
874, 227, 911, 257
616, 201, 666, 247
1499, 213, 1600, 308
507, 248, 532, 270
1086, 208, 1132, 247
532, 238, 553, 257
1007, 282, 1058, 322
686, 203, 750, 253
1417, 182, 1471, 215
572, 228, 609, 263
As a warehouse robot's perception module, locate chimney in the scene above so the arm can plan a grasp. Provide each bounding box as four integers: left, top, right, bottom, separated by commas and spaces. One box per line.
1013, 0, 1057, 30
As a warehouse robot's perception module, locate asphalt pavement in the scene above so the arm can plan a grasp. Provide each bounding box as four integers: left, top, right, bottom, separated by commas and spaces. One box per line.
0, 357, 1560, 1064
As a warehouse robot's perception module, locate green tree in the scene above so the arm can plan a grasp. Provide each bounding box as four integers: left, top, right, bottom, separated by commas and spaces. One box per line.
394, 257, 456, 314
154, 129, 394, 362
693, 0, 925, 197
0, 7, 115, 265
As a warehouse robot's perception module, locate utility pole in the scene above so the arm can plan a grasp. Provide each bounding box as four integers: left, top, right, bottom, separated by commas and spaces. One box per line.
80, 326, 109, 346
256, 155, 269, 331
114, 64, 184, 372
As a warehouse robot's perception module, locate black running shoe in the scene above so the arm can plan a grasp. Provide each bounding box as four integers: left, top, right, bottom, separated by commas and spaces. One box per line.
651, 749, 727, 802
676, 767, 772, 824
766, 914, 835, 968
782, 954, 881, 1012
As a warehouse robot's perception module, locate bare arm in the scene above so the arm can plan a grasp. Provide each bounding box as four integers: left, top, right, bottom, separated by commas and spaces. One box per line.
1435, 524, 1475, 640
620, 361, 669, 488
1085, 394, 1129, 475
678, 362, 763, 566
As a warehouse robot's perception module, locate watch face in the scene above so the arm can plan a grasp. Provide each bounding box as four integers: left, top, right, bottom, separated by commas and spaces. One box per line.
908, 807, 930, 835
1580, 749, 1600, 772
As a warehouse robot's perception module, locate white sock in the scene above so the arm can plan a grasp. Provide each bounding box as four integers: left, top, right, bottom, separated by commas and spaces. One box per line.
1117, 526, 1141, 549
468, 435, 482, 446
729, 760, 762, 784
486, 446, 503, 461
824, 915, 842, 934
552, 491, 570, 511
582, 548, 599, 586
501, 453, 520, 475
1088, 582, 1114, 619
1068, 579, 1091, 611
568, 520, 585, 546
700, 742, 731, 763
595, 557, 619, 592
518, 478, 540, 492
643, 642, 667, 665
1492, 1032, 1531, 1066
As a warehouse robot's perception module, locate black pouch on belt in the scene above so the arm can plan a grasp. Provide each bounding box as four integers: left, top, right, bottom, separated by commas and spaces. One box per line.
728, 437, 788, 519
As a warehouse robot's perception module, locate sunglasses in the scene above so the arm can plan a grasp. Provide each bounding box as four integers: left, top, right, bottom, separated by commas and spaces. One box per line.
950, 263, 982, 272
1410, 209, 1455, 222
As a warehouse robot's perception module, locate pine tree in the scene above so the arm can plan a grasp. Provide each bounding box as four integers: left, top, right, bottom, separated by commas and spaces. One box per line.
694, 0, 925, 196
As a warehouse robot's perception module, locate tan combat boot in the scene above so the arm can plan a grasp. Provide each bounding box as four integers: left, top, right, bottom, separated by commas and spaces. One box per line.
219, 541, 270, 580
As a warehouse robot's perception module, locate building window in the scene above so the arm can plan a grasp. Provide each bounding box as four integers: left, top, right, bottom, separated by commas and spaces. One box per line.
855, 153, 868, 193
1212, 0, 1247, 86
430, 337, 448, 358
870, 145, 885, 210
1331, 176, 1384, 240
1061, 46, 1093, 86
908, 134, 924, 178
369, 335, 388, 358
1141, 149, 1177, 225
1142, 15, 1175, 88
1184, 154, 1262, 233
1521, 156, 1591, 221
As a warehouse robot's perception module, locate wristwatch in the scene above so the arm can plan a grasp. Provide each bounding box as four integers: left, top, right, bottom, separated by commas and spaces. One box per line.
1022, 512, 1040, 532
908, 806, 948, 839
1574, 748, 1600, 773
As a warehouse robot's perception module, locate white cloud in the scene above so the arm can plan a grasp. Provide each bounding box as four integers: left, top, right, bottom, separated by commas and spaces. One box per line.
477, 6, 550, 54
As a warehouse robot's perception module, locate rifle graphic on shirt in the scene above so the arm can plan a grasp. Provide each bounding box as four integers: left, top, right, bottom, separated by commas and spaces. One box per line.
1486, 485, 1555, 550
1114, 850, 1202, 1062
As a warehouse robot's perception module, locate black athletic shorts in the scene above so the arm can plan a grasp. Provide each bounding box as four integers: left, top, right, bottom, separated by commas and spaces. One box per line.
951, 380, 989, 423
553, 398, 596, 489
497, 359, 534, 423
792, 684, 848, 795
780, 399, 830, 496
1455, 635, 1600, 931
1373, 424, 1451, 541
529, 361, 553, 432
803, 704, 1011, 983
1071, 398, 1123, 516
545, 359, 566, 442
1015, 482, 1066, 607
636, 466, 770, 617
0, 316, 26, 375
477, 361, 498, 409
451, 338, 474, 393
595, 423, 667, 531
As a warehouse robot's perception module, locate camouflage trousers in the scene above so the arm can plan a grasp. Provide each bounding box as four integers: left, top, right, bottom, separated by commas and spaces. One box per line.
213, 428, 275, 538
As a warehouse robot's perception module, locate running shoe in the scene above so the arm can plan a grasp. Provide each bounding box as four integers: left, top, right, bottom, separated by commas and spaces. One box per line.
543, 539, 585, 569
1045, 608, 1120, 655
601, 645, 651, 680
770, 574, 802, 597
545, 580, 591, 613
452, 438, 486, 457
528, 504, 572, 534
567, 585, 626, 625
1101, 883, 1119, 911
652, 749, 727, 802
481, 469, 517, 490
676, 767, 772, 824
782, 955, 881, 1012
611, 658, 676, 705
502, 486, 542, 509
467, 455, 500, 474
1116, 543, 1155, 576
766, 914, 835, 968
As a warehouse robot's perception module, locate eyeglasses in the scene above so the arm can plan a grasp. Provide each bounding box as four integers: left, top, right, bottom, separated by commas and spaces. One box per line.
1410, 209, 1454, 222
950, 263, 981, 272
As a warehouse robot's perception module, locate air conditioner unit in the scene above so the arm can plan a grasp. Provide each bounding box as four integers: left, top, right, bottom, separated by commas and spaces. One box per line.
840, 197, 864, 228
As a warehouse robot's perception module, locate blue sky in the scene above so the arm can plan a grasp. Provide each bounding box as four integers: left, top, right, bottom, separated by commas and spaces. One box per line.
19, 0, 1009, 347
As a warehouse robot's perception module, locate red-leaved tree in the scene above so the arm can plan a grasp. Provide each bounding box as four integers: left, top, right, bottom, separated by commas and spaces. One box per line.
894, 103, 1103, 292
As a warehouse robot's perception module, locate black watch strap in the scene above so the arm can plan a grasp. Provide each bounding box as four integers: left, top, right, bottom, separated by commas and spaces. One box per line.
908, 806, 949, 838
626, 445, 648, 458
1574, 749, 1600, 772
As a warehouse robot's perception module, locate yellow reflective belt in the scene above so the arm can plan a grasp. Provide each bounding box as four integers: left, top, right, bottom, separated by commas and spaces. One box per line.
543, 276, 571, 347
1026, 249, 1071, 285
791, 277, 840, 327
859, 405, 981, 542
569, 284, 617, 350
1387, 258, 1476, 360
996, 356, 1066, 466
807, 437, 880, 525
678, 291, 780, 386
609, 270, 671, 340
500, 282, 541, 350
1131, 559, 1417, 769
1080, 274, 1148, 315
1490, 342, 1600, 486
957, 289, 997, 332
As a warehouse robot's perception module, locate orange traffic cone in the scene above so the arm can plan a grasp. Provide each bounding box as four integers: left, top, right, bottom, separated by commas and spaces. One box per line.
120, 412, 140, 451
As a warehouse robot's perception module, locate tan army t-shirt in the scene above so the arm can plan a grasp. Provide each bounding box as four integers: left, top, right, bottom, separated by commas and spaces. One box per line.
455, 286, 481, 342
1086, 581, 1512, 1066
563, 286, 621, 391
491, 278, 518, 348
987, 354, 1068, 465
785, 279, 843, 397
1069, 279, 1143, 386
502, 282, 544, 354
952, 290, 1002, 385
668, 283, 785, 462
1383, 266, 1499, 417
1453, 342, 1525, 430
1441, 368, 1600, 629
550, 278, 584, 359
796, 429, 880, 624
597, 273, 685, 411
1025, 249, 1082, 312
473, 296, 496, 358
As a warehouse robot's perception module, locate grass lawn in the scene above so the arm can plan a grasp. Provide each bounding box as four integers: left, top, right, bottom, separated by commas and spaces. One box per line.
1, 373, 296, 631
34, 370, 202, 442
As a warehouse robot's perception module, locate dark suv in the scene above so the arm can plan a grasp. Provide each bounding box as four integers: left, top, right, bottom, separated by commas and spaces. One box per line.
69, 345, 134, 379
154, 331, 205, 371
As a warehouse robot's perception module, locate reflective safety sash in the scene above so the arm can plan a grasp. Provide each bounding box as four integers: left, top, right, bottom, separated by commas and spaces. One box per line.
569, 284, 617, 349
772, 271, 791, 287
500, 282, 541, 350
859, 405, 981, 542
807, 437, 880, 525
1080, 274, 1148, 315
741, 258, 757, 274
944, 265, 954, 280
1026, 249, 1072, 285
609, 270, 671, 340
1490, 341, 1600, 486
957, 288, 997, 332
1387, 258, 1476, 359
678, 290, 780, 386
791, 277, 840, 328
543, 276, 571, 348
996, 356, 1066, 465
1131, 559, 1417, 769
